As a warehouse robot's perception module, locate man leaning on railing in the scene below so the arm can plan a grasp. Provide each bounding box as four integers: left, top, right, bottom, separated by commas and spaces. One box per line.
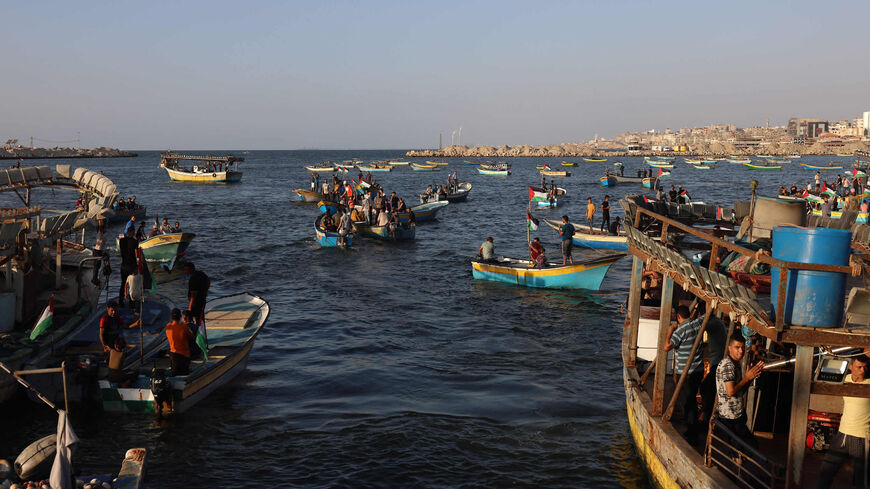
715, 333, 764, 449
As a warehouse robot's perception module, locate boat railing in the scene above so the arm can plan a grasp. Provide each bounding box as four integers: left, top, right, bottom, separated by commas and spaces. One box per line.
705, 418, 784, 489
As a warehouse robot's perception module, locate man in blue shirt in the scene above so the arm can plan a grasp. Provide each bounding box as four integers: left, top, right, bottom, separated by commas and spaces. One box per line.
558, 215, 575, 265
124, 215, 136, 235
665, 305, 706, 444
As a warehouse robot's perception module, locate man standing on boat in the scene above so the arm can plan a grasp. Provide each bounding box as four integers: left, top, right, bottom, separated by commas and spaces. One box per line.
184, 262, 210, 326
118, 228, 139, 306
816, 354, 870, 489
559, 215, 575, 265
585, 198, 595, 232
665, 306, 706, 444
99, 300, 140, 356
716, 333, 763, 449
600, 195, 611, 233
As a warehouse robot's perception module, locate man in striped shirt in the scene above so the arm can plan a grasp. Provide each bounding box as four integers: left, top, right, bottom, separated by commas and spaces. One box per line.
666, 305, 706, 444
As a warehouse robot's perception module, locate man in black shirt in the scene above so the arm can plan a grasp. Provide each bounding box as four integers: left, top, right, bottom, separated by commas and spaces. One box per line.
184, 261, 210, 325
600, 195, 611, 232
669, 185, 678, 202
117, 228, 139, 306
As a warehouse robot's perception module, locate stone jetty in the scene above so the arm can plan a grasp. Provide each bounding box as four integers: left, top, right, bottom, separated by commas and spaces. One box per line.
1, 145, 137, 159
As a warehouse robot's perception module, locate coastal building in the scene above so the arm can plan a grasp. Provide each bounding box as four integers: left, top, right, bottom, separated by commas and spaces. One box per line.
787, 118, 829, 139
864, 111, 870, 137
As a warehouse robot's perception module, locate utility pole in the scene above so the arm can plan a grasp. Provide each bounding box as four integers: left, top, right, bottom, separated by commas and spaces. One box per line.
30, 136, 33, 149
77, 131, 80, 150
439, 132, 442, 150
458, 127, 462, 146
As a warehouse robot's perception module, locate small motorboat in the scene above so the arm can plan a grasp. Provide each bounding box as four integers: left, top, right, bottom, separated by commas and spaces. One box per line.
471, 253, 625, 290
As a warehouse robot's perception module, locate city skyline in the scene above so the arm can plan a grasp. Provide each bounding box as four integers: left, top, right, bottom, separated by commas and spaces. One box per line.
2, 1, 869, 150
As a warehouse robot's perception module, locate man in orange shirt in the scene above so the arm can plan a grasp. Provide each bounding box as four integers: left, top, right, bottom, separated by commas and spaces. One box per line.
164, 308, 193, 376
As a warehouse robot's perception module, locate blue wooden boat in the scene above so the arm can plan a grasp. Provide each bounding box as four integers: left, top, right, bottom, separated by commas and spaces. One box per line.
99, 293, 269, 415
293, 189, 326, 202
353, 222, 416, 241
317, 200, 344, 214
411, 163, 440, 171
544, 219, 628, 251
108, 206, 147, 223
642, 177, 656, 189
471, 253, 624, 290
315, 215, 352, 247
646, 162, 674, 168
463, 160, 480, 165
477, 167, 511, 175
397, 201, 448, 223
802, 163, 842, 170
600, 175, 616, 187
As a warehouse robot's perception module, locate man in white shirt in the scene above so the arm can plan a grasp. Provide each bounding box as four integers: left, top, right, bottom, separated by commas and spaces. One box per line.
124, 268, 144, 312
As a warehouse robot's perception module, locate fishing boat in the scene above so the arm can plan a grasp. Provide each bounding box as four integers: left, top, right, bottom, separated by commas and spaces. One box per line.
561, 161, 579, 167
463, 160, 480, 165
396, 201, 449, 223
540, 170, 570, 177
316, 200, 344, 214
334, 161, 356, 169
583, 157, 607, 162
293, 189, 326, 202
727, 158, 751, 164
836, 153, 853, 157
614, 175, 645, 184
600, 175, 617, 187
810, 208, 869, 223
471, 253, 624, 290
108, 206, 147, 224
767, 158, 790, 164
613, 161, 623, 167
99, 293, 269, 415
411, 162, 440, 171
160, 152, 243, 183
642, 177, 657, 189
304, 163, 338, 172
116, 232, 196, 263
420, 182, 473, 203
543, 219, 627, 251
692, 164, 712, 170
388, 160, 411, 166
684, 158, 703, 164
646, 162, 674, 168
314, 217, 352, 247
356, 163, 392, 172
536, 164, 551, 170
743, 162, 781, 170
802, 163, 843, 170
424, 160, 449, 166
788, 154, 801, 158
478, 167, 510, 176
353, 222, 416, 241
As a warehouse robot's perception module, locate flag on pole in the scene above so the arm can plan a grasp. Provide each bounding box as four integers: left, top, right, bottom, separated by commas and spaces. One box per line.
30, 296, 54, 340
821, 183, 836, 198
195, 323, 209, 361
528, 186, 535, 201
855, 168, 868, 178
657, 168, 663, 177
135, 247, 156, 295
526, 209, 539, 231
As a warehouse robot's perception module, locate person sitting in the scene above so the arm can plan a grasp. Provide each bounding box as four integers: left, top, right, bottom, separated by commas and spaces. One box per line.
424, 185, 434, 202
160, 218, 173, 234
349, 203, 363, 222
136, 222, 147, 241
148, 225, 161, 238
396, 199, 407, 213
477, 237, 496, 263
174, 221, 182, 232
376, 209, 390, 227
529, 237, 546, 268
321, 210, 336, 231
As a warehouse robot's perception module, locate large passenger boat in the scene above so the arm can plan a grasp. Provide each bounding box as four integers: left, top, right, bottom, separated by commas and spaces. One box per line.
618, 194, 870, 488
160, 152, 244, 183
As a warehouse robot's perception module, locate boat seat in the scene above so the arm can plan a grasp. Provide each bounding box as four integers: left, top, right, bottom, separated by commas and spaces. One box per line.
845, 288, 870, 326
204, 309, 254, 330
36, 166, 52, 181
55, 164, 71, 179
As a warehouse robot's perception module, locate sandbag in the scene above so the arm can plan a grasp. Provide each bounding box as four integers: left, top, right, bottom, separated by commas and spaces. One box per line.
14, 434, 55, 480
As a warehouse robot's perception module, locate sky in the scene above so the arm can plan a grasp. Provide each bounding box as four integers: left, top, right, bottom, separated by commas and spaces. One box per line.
2, 1, 869, 150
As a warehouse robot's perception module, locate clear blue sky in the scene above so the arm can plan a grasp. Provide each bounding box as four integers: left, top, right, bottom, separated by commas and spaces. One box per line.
2, 1, 868, 150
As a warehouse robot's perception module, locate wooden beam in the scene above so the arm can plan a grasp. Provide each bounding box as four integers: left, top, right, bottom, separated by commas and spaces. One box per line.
652, 276, 674, 417
626, 256, 643, 368
786, 345, 813, 488
782, 327, 870, 348
811, 381, 870, 398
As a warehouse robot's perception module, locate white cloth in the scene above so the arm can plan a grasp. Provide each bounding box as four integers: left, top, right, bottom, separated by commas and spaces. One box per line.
50, 410, 79, 489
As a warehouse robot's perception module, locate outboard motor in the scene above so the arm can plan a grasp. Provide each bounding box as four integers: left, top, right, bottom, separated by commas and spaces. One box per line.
150, 367, 171, 416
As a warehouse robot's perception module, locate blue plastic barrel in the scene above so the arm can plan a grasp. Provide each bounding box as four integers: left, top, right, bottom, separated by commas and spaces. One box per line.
771, 226, 852, 327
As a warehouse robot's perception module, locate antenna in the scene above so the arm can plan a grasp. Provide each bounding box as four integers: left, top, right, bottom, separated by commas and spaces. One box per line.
451, 131, 456, 146
458, 127, 462, 146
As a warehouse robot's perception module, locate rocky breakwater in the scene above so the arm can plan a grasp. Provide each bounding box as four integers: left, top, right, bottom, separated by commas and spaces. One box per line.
1, 146, 137, 159
407, 144, 600, 158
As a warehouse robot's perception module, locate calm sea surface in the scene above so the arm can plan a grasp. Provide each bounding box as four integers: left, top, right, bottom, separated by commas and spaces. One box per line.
0, 151, 849, 488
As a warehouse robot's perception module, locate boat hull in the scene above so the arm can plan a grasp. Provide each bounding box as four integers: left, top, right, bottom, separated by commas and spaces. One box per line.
411, 164, 439, 171
541, 171, 570, 177
600, 176, 616, 187
802, 164, 842, 170
743, 163, 781, 170
477, 168, 510, 175
108, 207, 147, 223
397, 201, 448, 223
810, 209, 868, 223
137, 233, 195, 263
315, 226, 352, 247
354, 223, 416, 241
294, 189, 325, 202
471, 255, 623, 290
163, 167, 242, 183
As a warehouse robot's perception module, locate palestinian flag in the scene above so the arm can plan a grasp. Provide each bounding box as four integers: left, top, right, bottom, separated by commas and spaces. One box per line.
195, 323, 209, 361
30, 296, 53, 340
854, 168, 867, 178
135, 247, 156, 295
528, 186, 549, 203
821, 184, 837, 198
657, 168, 663, 177
526, 209, 539, 231
801, 190, 824, 203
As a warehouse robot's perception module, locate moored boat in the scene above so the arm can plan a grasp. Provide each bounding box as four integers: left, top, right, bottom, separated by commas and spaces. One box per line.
314, 215, 352, 247
160, 152, 243, 183
108, 206, 147, 223
646, 162, 674, 168
411, 162, 440, 171
541, 170, 570, 177
802, 163, 843, 170
471, 253, 624, 289
536, 164, 551, 170
424, 160, 449, 166
293, 189, 326, 202
397, 201, 449, 223
388, 160, 410, 165
353, 222, 416, 241
478, 167, 510, 176
614, 175, 645, 183
357, 163, 392, 172
420, 182, 472, 203
600, 175, 616, 187
543, 218, 627, 251
561, 161, 579, 167
99, 293, 270, 415
463, 160, 480, 165
743, 162, 781, 170
305, 164, 339, 172
117, 232, 196, 263
692, 164, 712, 170
583, 157, 607, 162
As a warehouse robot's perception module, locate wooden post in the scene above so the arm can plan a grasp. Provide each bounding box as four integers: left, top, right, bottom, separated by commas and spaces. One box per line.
60, 360, 69, 413
708, 243, 719, 271
55, 238, 62, 290
627, 256, 643, 368
785, 345, 813, 488
652, 276, 674, 417
664, 312, 713, 421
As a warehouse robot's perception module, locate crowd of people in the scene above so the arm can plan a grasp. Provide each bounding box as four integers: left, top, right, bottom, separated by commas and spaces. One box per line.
317, 183, 416, 242
779, 171, 870, 216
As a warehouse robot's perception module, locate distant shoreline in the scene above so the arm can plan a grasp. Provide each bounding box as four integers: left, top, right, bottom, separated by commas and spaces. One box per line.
1, 147, 137, 160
